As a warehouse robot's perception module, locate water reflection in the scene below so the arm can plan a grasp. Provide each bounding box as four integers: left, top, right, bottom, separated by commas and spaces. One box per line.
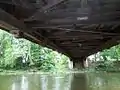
71, 73, 88, 90
40, 75, 48, 90
12, 75, 28, 90
54, 77, 60, 90
88, 73, 120, 90
1, 72, 120, 90
21, 76, 28, 90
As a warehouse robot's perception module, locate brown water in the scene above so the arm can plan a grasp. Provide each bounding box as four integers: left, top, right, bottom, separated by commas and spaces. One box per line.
0, 72, 120, 90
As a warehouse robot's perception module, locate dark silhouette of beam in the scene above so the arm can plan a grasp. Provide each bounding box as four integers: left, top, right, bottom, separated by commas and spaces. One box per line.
0, 0, 34, 9
0, 8, 70, 57
86, 36, 120, 57
32, 27, 120, 36
28, 0, 68, 20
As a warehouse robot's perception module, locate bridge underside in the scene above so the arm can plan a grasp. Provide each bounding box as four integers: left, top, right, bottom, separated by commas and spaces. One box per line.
0, 0, 120, 63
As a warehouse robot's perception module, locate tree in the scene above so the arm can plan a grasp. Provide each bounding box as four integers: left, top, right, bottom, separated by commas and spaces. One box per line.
0, 29, 69, 71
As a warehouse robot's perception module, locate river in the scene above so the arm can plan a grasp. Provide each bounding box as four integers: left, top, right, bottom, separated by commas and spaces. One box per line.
0, 72, 120, 90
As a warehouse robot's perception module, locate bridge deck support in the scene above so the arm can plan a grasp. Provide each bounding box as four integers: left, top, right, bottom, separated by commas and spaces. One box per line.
73, 59, 86, 69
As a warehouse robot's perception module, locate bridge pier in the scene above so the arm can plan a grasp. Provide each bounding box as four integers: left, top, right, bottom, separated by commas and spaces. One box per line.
73, 60, 85, 69
73, 58, 87, 69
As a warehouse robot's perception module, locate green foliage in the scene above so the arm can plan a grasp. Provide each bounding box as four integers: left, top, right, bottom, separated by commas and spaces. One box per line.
95, 61, 120, 72
0, 29, 69, 71
89, 45, 120, 72
100, 45, 120, 61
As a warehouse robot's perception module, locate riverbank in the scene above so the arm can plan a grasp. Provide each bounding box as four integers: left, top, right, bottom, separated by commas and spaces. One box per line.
0, 69, 89, 75
0, 67, 120, 75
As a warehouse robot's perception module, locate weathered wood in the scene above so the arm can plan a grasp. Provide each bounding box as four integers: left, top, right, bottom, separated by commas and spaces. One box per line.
86, 36, 120, 57
0, 8, 27, 31
28, 0, 68, 19
1, 0, 120, 62
0, 0, 34, 9
31, 27, 120, 36
12, 0, 34, 8
0, 0, 13, 4
0, 8, 69, 57
25, 0, 120, 21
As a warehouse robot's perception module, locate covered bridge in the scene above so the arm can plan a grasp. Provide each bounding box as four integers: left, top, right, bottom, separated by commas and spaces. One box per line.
0, 0, 120, 68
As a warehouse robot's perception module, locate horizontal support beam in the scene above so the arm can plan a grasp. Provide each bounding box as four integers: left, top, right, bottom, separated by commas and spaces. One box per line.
25, 1, 120, 21
0, 8, 27, 31
59, 41, 104, 46
0, 0, 13, 4
48, 16, 120, 25
26, 22, 117, 30
13, 0, 34, 9
0, 8, 70, 57
0, 0, 34, 9
35, 27, 120, 36
42, 9, 120, 19
30, 20, 120, 28
39, 0, 68, 11
48, 36, 103, 40
86, 36, 120, 57
26, 13, 120, 24
28, 0, 68, 19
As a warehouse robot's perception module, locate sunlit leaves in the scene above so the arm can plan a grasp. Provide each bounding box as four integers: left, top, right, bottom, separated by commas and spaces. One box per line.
0, 29, 69, 71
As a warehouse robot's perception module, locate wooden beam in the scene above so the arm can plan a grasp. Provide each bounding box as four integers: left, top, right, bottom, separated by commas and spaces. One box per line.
26, 23, 84, 28
25, 1, 120, 21
26, 22, 118, 29
12, 0, 34, 9
41, 0, 48, 5
0, 8, 70, 57
59, 40, 104, 46
0, 0, 34, 9
30, 19, 120, 27
40, 0, 68, 11
0, 0, 13, 4
86, 36, 120, 57
0, 8, 43, 45
48, 17, 120, 25
36, 27, 120, 36
28, 0, 68, 18
28, 8, 90, 20
47, 11, 120, 20
48, 35, 103, 40
0, 8, 27, 31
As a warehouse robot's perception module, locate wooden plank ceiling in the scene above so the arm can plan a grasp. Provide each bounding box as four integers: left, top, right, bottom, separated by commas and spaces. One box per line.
0, 0, 120, 61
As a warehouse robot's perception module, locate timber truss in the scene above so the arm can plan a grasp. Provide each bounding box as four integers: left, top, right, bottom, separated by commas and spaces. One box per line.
0, 0, 120, 61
